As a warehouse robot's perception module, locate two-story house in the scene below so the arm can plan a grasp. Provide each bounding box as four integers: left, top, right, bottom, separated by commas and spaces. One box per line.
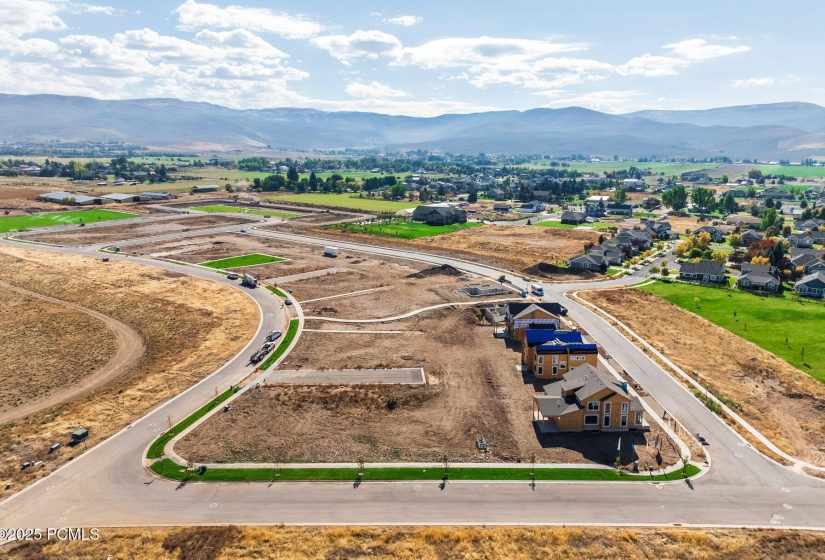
693, 225, 727, 243
520, 330, 599, 378
533, 364, 647, 432
737, 263, 780, 293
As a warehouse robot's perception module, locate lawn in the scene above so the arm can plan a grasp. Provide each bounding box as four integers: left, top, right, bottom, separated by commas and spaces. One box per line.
266, 285, 288, 298
639, 281, 825, 383
0, 209, 138, 233
259, 319, 300, 370
199, 253, 285, 269
149, 459, 700, 482
191, 204, 297, 218
267, 193, 418, 213
329, 219, 481, 239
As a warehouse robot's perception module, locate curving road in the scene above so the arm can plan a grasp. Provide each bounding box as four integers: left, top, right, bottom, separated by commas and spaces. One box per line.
1, 225, 824, 531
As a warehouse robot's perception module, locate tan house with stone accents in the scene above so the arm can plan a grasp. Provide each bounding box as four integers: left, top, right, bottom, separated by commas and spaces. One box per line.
533, 364, 647, 432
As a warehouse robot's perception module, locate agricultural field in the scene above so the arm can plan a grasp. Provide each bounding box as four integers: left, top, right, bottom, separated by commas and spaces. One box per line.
579, 285, 825, 466
199, 253, 285, 269
639, 281, 825, 383
327, 219, 481, 239
267, 192, 417, 212
0, 208, 138, 233
191, 204, 297, 218
524, 160, 720, 177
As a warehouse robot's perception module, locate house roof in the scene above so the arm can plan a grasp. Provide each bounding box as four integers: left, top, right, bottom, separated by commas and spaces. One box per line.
551, 364, 632, 403
796, 271, 825, 289
679, 260, 725, 276
560, 211, 586, 221
506, 301, 567, 318
741, 230, 763, 239
535, 395, 580, 417
741, 263, 776, 276
524, 329, 583, 345
102, 193, 137, 200
606, 203, 633, 210
39, 191, 99, 204
739, 271, 779, 286
570, 254, 604, 266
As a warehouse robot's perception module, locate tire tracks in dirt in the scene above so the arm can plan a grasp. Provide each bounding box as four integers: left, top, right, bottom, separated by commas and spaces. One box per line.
0, 279, 146, 424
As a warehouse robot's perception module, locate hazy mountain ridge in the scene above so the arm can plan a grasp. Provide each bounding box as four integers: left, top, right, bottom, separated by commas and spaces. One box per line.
1, 94, 824, 157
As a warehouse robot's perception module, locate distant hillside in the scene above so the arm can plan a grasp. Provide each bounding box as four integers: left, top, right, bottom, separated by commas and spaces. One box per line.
1, 94, 824, 158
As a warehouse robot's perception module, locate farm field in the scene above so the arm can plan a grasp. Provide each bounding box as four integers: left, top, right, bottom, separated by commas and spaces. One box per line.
639, 281, 825, 383
580, 285, 825, 466
200, 253, 285, 269
524, 160, 720, 176
267, 192, 417, 212
191, 204, 297, 218
0, 209, 138, 233
327, 219, 481, 239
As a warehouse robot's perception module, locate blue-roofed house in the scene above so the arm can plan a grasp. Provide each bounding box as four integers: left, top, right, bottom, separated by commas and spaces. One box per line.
520, 329, 600, 379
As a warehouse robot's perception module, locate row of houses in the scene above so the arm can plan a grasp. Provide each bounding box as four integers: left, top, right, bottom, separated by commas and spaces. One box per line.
569, 223, 674, 271
496, 302, 646, 433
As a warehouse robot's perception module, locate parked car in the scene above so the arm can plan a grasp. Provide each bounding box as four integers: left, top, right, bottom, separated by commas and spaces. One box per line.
227, 272, 239, 280
284, 299, 293, 306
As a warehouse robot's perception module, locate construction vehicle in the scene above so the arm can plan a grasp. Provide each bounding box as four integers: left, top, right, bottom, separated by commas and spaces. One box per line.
241, 273, 258, 288
249, 341, 274, 363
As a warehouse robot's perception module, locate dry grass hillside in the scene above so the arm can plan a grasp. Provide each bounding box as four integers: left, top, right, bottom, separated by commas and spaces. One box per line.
579, 288, 825, 466
4, 526, 825, 560
0, 246, 257, 498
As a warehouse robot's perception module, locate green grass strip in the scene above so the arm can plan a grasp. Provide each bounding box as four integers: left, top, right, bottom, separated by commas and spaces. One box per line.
149, 460, 700, 482
266, 285, 288, 298
146, 388, 236, 459
259, 319, 299, 370
199, 253, 285, 269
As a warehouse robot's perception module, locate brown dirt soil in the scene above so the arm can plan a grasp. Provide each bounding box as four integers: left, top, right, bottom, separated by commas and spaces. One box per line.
579, 288, 825, 467
22, 214, 250, 246
297, 223, 600, 272
6, 526, 825, 560
0, 280, 144, 424
180, 306, 678, 468
0, 246, 257, 499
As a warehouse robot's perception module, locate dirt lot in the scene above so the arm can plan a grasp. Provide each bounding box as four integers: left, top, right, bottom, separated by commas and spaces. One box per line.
7, 526, 824, 560
0, 283, 119, 417
298, 223, 600, 273
579, 288, 825, 467
22, 214, 251, 246
0, 246, 257, 498
180, 306, 678, 467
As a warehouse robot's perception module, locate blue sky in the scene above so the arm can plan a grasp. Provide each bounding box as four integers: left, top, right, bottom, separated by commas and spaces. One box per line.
1, 0, 821, 116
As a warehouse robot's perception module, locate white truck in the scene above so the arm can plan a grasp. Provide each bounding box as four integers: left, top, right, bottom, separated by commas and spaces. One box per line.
323, 246, 340, 257
530, 283, 544, 297
241, 273, 258, 288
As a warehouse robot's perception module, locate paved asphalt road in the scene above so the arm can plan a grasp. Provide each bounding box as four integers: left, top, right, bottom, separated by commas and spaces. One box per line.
1, 227, 825, 530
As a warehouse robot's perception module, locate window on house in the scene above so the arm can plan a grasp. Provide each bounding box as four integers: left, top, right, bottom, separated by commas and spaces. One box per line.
537, 367, 543, 376
560, 362, 566, 369
584, 415, 598, 426
635, 411, 644, 425
603, 415, 611, 427
537, 356, 544, 364
552, 355, 559, 364
604, 402, 612, 414
587, 402, 599, 411
621, 402, 629, 415
620, 415, 628, 427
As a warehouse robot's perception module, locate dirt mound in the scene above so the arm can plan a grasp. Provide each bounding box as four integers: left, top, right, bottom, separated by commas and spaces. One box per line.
406, 264, 462, 278
524, 262, 595, 279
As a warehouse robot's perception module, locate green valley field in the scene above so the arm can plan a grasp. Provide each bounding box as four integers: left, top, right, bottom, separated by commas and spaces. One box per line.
327, 219, 481, 239
266, 193, 417, 213
200, 253, 285, 269
639, 281, 825, 383
0, 209, 138, 233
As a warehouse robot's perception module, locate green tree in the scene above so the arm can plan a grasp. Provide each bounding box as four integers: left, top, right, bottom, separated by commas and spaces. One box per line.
761, 207, 778, 231
662, 184, 688, 211
764, 197, 775, 209
613, 187, 627, 204
309, 171, 319, 191
468, 188, 478, 203
722, 192, 738, 214
287, 165, 299, 183
691, 187, 715, 215
729, 233, 743, 251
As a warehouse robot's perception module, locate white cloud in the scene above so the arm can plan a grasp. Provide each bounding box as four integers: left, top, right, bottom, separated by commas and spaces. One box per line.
312, 29, 402, 65
175, 0, 325, 39
732, 77, 775, 87
395, 36, 585, 69
346, 81, 410, 99
0, 0, 67, 46
71, 3, 116, 15
309, 97, 499, 118
385, 15, 422, 26
663, 38, 750, 61
616, 54, 685, 77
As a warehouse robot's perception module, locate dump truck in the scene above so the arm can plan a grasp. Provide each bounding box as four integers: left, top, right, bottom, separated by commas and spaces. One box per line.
241, 273, 258, 288
323, 246, 340, 257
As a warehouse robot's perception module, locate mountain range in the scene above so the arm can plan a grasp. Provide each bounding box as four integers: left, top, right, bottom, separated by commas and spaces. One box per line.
2, 94, 825, 158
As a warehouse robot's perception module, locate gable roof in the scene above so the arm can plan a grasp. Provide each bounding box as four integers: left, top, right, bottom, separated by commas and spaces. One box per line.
560, 211, 586, 221
506, 301, 567, 317
679, 260, 725, 276
797, 271, 825, 289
